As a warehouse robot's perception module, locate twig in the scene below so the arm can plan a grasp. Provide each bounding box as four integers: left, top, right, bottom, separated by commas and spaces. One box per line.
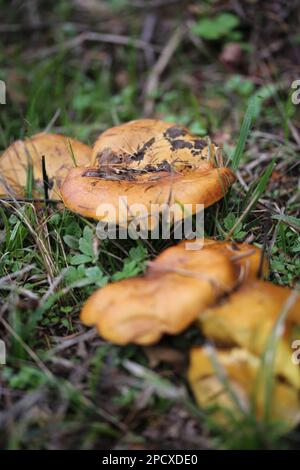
43, 108, 61, 133
25, 31, 161, 61
0, 197, 61, 204
0, 316, 53, 380
49, 329, 99, 354
0, 264, 36, 285
143, 26, 185, 116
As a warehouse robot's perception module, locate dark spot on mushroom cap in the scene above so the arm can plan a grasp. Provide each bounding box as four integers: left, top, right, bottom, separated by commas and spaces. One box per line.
194, 139, 206, 149
164, 126, 187, 139
230, 242, 240, 251
96, 148, 121, 165
131, 137, 155, 161
82, 158, 175, 183
170, 140, 193, 151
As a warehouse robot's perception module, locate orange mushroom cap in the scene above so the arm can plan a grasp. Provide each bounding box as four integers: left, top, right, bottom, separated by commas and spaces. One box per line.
0, 133, 91, 200
92, 119, 219, 170
188, 346, 300, 430
154, 238, 269, 280
81, 246, 239, 345
198, 280, 300, 388
61, 120, 235, 222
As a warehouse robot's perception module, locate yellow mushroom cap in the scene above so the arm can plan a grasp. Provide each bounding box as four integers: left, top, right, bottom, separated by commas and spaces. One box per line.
81, 247, 239, 345
0, 133, 91, 200
188, 346, 300, 430
198, 280, 300, 388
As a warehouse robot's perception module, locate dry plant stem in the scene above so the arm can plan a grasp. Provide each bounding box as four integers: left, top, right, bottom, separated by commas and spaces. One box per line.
0, 316, 53, 380
143, 26, 185, 116
1, 200, 56, 281
26, 31, 161, 61
0, 264, 36, 285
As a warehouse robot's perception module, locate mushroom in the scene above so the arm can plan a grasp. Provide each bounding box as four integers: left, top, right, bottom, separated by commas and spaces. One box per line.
81, 246, 239, 345
198, 280, 300, 388
80, 239, 265, 345
60, 120, 235, 224
0, 133, 91, 200
154, 238, 269, 280
188, 346, 300, 429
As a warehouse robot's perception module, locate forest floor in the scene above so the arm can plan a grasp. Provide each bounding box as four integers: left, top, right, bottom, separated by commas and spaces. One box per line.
0, 0, 299, 450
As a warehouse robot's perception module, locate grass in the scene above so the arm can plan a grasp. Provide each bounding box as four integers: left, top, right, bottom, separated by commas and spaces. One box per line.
0, 0, 300, 450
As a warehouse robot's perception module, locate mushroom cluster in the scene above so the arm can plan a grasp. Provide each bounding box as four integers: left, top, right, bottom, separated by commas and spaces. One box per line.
2, 119, 299, 432
65, 119, 298, 430
80, 235, 300, 429
81, 238, 268, 345
188, 346, 300, 429
189, 278, 300, 429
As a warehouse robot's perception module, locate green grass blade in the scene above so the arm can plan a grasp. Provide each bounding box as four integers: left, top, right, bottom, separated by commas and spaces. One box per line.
231, 97, 259, 171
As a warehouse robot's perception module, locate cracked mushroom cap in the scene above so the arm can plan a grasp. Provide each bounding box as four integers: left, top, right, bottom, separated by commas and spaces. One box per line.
92, 119, 218, 170
188, 346, 300, 430
61, 120, 235, 223
0, 133, 91, 200
198, 280, 300, 388
81, 247, 239, 345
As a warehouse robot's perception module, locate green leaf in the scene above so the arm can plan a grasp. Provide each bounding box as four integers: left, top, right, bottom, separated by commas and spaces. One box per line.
83, 226, 93, 242
128, 245, 147, 263
112, 245, 148, 281
65, 221, 82, 238
234, 230, 247, 240
60, 306, 73, 313
85, 266, 109, 287
225, 75, 255, 97
70, 254, 92, 265
64, 266, 83, 283
224, 213, 236, 231
252, 84, 278, 119
63, 235, 79, 250
61, 318, 70, 328
79, 237, 94, 257
191, 13, 239, 40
